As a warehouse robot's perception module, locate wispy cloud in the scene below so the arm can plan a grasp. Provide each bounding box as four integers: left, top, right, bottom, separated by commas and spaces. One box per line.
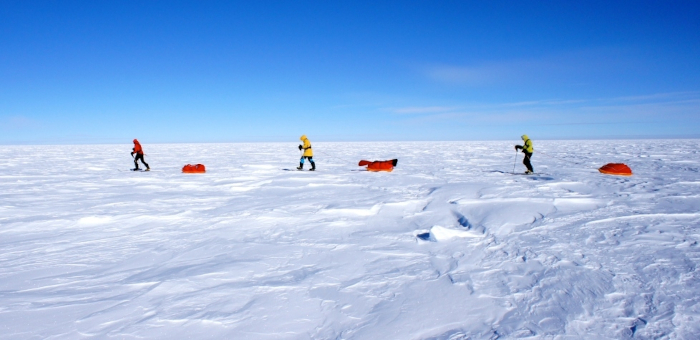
387, 106, 458, 114
500, 99, 589, 107
426, 65, 492, 84
422, 47, 635, 86
388, 91, 700, 127
1, 115, 42, 130
424, 62, 520, 85
608, 91, 700, 103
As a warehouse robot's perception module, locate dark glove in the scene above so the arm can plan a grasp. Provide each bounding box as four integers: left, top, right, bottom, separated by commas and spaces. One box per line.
298, 145, 303, 150
130, 152, 134, 156
515, 145, 522, 150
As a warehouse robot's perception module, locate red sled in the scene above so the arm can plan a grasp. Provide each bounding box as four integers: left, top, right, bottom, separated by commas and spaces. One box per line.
598, 163, 632, 176
358, 159, 398, 172
182, 164, 206, 173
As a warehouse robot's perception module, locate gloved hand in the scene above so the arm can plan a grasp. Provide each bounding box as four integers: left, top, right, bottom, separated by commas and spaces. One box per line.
515, 145, 521, 150
130, 152, 134, 156
298, 145, 303, 150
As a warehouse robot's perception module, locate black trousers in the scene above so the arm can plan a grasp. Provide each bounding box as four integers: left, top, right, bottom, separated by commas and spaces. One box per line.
134, 153, 149, 169
523, 152, 533, 172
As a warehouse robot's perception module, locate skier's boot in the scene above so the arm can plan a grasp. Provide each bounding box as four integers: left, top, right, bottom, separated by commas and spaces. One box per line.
296, 163, 303, 170
145, 167, 151, 171
310, 162, 316, 171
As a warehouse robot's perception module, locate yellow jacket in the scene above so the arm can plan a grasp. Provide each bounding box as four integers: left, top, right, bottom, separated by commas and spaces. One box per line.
520, 135, 534, 153
300, 135, 313, 157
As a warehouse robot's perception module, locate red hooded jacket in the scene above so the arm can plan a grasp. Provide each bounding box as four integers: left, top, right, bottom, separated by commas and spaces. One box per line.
133, 139, 143, 155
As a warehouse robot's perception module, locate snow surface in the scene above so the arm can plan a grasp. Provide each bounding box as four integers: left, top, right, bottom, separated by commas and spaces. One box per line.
1, 140, 700, 339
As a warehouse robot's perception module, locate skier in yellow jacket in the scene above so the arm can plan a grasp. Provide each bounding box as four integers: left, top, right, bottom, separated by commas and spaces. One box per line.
515, 134, 534, 174
297, 135, 316, 171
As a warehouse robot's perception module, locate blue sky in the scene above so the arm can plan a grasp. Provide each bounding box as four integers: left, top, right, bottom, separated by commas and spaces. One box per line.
1, 1, 699, 144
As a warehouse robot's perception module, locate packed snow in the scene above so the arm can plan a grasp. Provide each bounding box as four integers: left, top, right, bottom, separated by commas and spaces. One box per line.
1, 140, 699, 339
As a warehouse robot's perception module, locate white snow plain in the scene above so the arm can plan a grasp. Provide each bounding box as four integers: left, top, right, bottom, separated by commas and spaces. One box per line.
1, 140, 699, 339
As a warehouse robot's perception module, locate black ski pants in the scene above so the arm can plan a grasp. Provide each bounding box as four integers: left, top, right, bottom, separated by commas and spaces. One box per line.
134, 153, 149, 169
523, 152, 533, 172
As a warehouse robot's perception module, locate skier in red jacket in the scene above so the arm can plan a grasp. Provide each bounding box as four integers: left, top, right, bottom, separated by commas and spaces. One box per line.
130, 139, 150, 171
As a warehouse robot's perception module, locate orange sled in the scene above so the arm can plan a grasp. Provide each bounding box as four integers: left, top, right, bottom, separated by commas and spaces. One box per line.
598, 163, 632, 176
358, 159, 398, 172
182, 164, 206, 173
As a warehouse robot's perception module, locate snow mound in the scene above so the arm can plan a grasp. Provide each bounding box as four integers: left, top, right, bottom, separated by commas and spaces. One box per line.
420, 225, 484, 241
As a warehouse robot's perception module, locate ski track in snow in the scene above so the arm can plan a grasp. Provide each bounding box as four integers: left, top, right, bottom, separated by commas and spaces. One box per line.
1, 140, 699, 339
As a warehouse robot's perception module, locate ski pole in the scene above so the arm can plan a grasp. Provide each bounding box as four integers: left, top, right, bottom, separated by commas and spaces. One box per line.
512, 149, 518, 174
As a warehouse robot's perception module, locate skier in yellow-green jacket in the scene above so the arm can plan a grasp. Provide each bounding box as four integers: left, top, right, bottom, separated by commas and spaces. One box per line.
297, 135, 316, 171
515, 134, 534, 174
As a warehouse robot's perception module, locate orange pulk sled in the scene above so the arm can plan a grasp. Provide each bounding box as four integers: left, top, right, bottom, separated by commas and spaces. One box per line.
598, 163, 632, 176
358, 159, 398, 172
182, 164, 206, 173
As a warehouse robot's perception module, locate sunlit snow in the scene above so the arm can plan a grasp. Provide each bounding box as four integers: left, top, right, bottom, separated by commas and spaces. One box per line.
1, 140, 699, 339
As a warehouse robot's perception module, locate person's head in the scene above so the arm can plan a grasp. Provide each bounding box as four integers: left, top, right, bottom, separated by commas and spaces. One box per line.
133, 139, 139, 144
521, 135, 529, 141
300, 135, 307, 141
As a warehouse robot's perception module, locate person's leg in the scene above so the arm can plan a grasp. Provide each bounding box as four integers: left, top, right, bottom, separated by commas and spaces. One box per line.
308, 156, 315, 170
297, 157, 304, 170
134, 154, 141, 170
523, 153, 534, 173
141, 156, 150, 170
